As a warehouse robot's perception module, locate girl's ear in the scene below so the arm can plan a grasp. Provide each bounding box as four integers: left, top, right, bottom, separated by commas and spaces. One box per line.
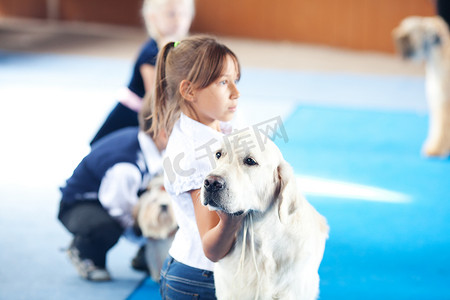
179, 80, 195, 102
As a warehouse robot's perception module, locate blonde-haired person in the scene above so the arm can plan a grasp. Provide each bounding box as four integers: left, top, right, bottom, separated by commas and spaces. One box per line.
148, 36, 244, 299
90, 0, 194, 145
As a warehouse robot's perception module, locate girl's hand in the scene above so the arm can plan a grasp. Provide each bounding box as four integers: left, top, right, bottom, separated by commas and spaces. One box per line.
216, 209, 246, 232
190, 189, 246, 262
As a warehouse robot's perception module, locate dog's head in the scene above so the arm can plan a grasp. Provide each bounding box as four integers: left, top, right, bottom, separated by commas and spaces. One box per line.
200, 130, 299, 223
392, 16, 449, 61
137, 175, 178, 239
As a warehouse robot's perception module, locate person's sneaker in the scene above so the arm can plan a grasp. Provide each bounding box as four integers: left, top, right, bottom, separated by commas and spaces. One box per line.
67, 244, 111, 281
131, 245, 149, 273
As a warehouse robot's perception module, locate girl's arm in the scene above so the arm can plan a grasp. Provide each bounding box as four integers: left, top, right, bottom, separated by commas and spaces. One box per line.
140, 64, 156, 95
190, 189, 245, 262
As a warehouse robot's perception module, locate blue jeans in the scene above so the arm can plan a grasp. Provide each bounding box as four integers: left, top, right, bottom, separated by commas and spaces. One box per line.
160, 255, 217, 300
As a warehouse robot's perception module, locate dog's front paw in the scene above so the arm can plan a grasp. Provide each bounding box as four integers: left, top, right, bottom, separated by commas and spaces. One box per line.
422, 142, 450, 157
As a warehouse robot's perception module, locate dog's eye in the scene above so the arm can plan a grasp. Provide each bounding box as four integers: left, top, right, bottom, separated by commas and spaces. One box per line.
244, 157, 258, 166
215, 151, 222, 159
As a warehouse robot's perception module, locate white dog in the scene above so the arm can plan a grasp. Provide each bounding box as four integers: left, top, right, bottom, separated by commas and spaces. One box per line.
136, 174, 178, 282
393, 16, 450, 157
201, 131, 329, 300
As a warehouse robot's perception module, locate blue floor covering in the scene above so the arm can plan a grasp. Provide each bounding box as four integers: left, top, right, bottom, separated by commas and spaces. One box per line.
277, 105, 450, 300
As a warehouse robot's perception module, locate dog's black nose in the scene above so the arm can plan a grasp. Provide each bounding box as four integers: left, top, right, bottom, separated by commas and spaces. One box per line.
204, 175, 225, 193
160, 204, 168, 212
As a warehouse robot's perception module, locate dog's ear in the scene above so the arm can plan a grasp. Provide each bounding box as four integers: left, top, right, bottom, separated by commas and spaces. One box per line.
425, 29, 443, 49
431, 32, 442, 46
276, 160, 299, 225
426, 16, 450, 48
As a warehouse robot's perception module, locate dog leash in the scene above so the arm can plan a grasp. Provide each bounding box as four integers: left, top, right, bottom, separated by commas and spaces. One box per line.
235, 213, 261, 300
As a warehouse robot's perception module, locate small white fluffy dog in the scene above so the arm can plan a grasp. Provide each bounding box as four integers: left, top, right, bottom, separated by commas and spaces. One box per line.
136, 174, 178, 282
393, 16, 450, 157
201, 131, 329, 300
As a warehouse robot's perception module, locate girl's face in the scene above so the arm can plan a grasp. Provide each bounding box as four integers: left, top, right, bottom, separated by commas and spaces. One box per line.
190, 55, 240, 129
150, 0, 193, 41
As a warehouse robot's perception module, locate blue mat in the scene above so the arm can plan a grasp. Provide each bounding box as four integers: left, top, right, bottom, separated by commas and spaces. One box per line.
126, 278, 160, 300
276, 105, 450, 300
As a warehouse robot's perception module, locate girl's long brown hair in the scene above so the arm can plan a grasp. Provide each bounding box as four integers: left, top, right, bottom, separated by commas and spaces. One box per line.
147, 35, 241, 137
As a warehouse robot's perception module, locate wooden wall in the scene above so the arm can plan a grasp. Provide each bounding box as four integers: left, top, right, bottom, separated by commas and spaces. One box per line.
58, 0, 142, 27
0, 0, 47, 18
190, 0, 436, 52
0, 0, 143, 26
0, 0, 436, 53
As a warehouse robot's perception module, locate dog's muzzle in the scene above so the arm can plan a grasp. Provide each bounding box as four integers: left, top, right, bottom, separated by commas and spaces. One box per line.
203, 175, 245, 216
204, 174, 224, 194
203, 175, 226, 208
204, 175, 225, 193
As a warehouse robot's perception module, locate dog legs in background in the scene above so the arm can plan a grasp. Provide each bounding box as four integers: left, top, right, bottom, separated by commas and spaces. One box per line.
392, 16, 450, 158
145, 237, 174, 282
424, 99, 450, 157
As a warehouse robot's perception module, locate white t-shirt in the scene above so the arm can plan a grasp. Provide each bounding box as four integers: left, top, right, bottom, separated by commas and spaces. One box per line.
164, 113, 233, 271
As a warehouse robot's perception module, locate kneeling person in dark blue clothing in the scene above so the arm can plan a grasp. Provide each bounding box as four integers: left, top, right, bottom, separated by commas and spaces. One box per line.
58, 104, 167, 281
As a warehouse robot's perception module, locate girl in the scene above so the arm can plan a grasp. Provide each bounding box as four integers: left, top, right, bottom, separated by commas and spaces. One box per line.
148, 36, 245, 299
90, 0, 194, 145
